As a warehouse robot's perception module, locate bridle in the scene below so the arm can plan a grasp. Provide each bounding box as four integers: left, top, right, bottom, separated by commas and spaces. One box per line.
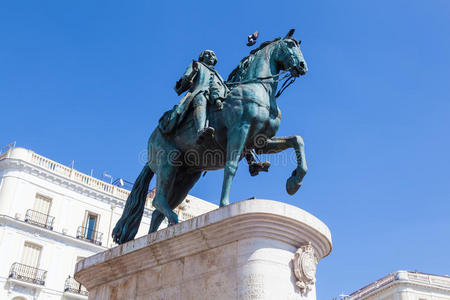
224, 41, 301, 98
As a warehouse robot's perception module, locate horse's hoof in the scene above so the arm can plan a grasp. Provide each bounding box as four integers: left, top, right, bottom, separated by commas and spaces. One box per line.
286, 175, 302, 195
168, 215, 179, 226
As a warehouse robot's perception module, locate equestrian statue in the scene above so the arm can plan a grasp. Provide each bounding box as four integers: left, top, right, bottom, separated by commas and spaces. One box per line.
112, 29, 309, 244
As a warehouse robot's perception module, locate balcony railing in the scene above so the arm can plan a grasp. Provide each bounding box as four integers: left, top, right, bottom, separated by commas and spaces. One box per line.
25, 209, 55, 230
9, 262, 47, 286
64, 276, 88, 296
76, 226, 103, 246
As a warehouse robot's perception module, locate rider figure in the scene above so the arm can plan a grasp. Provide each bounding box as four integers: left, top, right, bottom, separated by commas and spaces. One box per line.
175, 49, 270, 175
175, 50, 228, 144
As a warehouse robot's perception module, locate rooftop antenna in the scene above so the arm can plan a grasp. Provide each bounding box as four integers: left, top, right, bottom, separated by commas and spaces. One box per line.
102, 172, 113, 184
0, 141, 16, 154
112, 178, 134, 188
332, 294, 349, 300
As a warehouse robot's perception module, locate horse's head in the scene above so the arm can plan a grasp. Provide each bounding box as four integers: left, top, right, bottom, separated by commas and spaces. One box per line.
276, 29, 308, 77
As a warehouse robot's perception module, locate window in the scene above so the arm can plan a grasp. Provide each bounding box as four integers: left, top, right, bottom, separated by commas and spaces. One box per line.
76, 211, 103, 245
21, 242, 42, 268
65, 257, 89, 296
33, 194, 52, 215
84, 212, 98, 240
25, 194, 55, 229
9, 242, 46, 285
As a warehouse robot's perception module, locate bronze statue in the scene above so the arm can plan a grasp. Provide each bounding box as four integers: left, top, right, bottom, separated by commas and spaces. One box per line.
113, 29, 309, 244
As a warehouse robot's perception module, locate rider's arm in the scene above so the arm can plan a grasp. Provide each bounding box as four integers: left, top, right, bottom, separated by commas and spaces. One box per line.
174, 61, 198, 95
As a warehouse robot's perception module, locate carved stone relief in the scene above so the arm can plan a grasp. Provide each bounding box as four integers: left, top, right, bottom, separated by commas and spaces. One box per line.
292, 242, 318, 294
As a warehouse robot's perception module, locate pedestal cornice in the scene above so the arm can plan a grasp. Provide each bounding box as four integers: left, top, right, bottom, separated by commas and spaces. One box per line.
75, 199, 332, 290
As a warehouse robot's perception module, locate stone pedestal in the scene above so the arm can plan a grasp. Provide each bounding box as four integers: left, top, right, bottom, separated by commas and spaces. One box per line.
74, 199, 332, 300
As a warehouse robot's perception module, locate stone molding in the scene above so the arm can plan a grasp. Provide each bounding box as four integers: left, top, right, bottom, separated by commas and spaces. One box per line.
0, 148, 216, 220
75, 199, 332, 290
0, 150, 128, 207
345, 271, 450, 299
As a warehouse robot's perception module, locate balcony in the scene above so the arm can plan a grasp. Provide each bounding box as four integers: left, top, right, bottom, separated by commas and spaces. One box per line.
24, 209, 55, 230
64, 276, 88, 296
9, 262, 47, 285
76, 226, 103, 246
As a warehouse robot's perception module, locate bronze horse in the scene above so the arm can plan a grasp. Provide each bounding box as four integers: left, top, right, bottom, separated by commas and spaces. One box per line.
112, 29, 308, 244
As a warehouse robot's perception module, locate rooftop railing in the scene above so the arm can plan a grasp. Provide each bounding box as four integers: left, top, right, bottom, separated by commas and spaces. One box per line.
25, 209, 55, 230
407, 271, 450, 287
345, 273, 395, 299
9, 262, 47, 286
0, 152, 7, 161
76, 226, 103, 246
30, 152, 131, 200
64, 276, 88, 296
344, 271, 450, 299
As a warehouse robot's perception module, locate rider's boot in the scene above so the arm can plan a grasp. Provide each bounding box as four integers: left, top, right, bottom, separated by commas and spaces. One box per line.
197, 127, 215, 144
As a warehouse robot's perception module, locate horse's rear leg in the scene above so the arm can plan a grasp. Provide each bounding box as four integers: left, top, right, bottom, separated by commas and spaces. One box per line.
220, 123, 250, 207
148, 170, 202, 233
152, 164, 179, 225
149, 210, 165, 234
168, 170, 202, 209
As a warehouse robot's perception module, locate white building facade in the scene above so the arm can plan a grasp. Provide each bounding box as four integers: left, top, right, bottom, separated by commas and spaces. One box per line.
0, 147, 217, 300
345, 271, 450, 300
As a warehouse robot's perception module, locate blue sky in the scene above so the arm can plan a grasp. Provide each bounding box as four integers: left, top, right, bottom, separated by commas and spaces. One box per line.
1, 0, 449, 298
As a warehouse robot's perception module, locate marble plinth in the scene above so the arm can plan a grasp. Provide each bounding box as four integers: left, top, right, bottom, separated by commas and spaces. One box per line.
74, 199, 332, 300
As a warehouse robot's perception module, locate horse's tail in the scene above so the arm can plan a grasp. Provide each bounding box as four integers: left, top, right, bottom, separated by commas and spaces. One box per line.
112, 164, 154, 244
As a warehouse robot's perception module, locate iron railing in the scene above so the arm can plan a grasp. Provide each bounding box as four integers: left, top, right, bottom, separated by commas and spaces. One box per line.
64, 276, 88, 296
9, 262, 47, 285
76, 226, 103, 246
344, 273, 395, 299
24, 209, 55, 230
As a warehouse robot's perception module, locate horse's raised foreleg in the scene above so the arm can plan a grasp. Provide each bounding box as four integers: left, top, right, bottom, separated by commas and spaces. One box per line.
256, 136, 308, 195
220, 123, 251, 207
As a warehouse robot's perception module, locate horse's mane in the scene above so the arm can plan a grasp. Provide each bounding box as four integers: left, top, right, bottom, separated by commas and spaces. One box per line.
227, 37, 281, 82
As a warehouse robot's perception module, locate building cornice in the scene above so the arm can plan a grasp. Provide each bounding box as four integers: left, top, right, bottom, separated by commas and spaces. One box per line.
0, 156, 127, 207
0, 148, 158, 218
346, 271, 450, 299
75, 199, 332, 289
0, 214, 107, 252
0, 147, 216, 220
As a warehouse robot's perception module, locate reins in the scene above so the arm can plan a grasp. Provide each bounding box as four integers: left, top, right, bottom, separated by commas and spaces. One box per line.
275, 75, 296, 98
225, 68, 296, 99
